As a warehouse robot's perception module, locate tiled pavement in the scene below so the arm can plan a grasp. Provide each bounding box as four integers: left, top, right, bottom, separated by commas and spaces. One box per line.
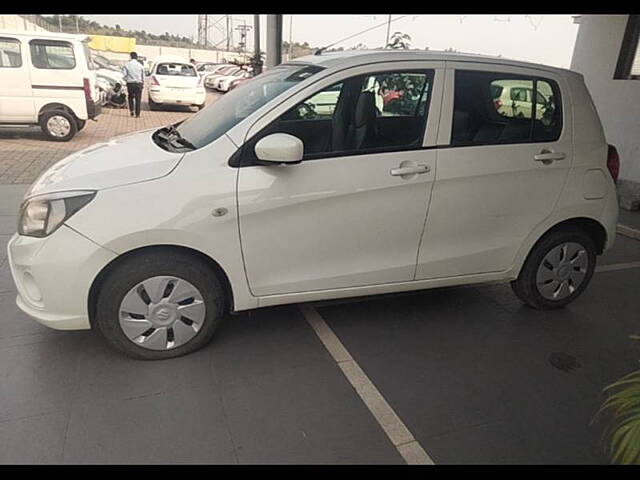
0, 91, 221, 185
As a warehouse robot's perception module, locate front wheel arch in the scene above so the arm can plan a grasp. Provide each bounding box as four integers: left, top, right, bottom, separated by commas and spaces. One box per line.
88, 245, 234, 329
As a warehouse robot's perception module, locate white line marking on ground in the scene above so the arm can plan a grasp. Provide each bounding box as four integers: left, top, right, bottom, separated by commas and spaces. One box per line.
617, 224, 640, 241
299, 304, 434, 465
595, 261, 640, 273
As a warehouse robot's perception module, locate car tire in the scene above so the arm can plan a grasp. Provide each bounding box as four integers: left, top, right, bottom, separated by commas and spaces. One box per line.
95, 250, 226, 360
39, 110, 77, 142
197, 102, 205, 111
148, 96, 159, 111
511, 227, 596, 310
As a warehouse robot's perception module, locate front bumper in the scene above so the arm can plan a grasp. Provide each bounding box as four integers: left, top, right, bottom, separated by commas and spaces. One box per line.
7, 226, 117, 330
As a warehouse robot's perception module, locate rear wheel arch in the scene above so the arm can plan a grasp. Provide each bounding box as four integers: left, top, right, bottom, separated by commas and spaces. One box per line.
540, 217, 607, 254
88, 245, 235, 329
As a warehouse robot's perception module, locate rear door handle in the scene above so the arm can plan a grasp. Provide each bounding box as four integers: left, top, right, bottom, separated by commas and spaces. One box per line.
534, 151, 566, 163
390, 164, 431, 176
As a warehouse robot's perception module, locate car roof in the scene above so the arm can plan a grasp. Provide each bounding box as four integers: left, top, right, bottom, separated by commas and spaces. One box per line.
285, 49, 580, 78
0, 29, 90, 42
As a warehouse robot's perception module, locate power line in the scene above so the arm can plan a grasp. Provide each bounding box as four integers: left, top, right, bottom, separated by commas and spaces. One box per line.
316, 14, 413, 52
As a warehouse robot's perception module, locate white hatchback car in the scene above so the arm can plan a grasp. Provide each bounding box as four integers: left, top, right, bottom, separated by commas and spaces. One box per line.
7, 50, 619, 359
147, 55, 206, 111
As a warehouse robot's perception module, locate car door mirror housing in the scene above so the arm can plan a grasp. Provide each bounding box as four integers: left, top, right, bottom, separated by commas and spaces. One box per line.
254, 133, 304, 164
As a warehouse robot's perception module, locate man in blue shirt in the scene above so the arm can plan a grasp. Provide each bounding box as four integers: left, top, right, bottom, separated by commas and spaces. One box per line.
122, 51, 145, 118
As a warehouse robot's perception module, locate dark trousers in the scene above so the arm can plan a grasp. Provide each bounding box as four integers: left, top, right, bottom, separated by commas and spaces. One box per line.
126, 82, 143, 116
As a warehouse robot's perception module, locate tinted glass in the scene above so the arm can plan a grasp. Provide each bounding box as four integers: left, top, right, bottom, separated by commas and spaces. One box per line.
245, 70, 433, 162
452, 70, 562, 145
156, 63, 196, 76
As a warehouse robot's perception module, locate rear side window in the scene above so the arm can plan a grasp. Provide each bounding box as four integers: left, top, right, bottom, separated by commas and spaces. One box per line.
452, 70, 562, 146
0, 37, 22, 67
29, 40, 76, 70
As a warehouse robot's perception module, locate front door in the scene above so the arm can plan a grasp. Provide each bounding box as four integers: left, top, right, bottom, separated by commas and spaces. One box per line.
237, 66, 442, 296
0, 36, 35, 123
416, 64, 572, 280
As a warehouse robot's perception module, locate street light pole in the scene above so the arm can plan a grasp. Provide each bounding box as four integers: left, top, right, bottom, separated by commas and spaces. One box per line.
266, 14, 282, 69
253, 14, 262, 75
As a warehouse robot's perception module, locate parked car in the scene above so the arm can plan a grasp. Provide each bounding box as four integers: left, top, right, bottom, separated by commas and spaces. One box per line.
492, 79, 552, 120
195, 62, 225, 79
213, 69, 252, 92
0, 30, 101, 141
7, 50, 619, 360
204, 65, 241, 89
227, 76, 251, 92
147, 54, 206, 111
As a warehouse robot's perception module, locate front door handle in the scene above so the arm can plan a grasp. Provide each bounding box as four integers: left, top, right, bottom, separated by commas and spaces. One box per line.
390, 164, 431, 177
534, 150, 566, 164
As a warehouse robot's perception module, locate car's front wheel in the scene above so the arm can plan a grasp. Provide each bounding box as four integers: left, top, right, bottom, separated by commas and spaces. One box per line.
95, 250, 225, 359
511, 227, 597, 310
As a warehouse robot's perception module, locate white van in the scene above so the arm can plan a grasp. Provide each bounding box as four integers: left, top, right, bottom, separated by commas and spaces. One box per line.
7, 50, 619, 359
0, 30, 100, 141
147, 54, 206, 111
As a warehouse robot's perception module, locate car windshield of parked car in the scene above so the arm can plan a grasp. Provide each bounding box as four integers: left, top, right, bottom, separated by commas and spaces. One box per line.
156, 63, 197, 76
175, 64, 324, 149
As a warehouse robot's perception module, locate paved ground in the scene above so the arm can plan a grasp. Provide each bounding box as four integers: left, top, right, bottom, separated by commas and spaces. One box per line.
0, 90, 221, 185
1, 90, 640, 463
1, 178, 639, 463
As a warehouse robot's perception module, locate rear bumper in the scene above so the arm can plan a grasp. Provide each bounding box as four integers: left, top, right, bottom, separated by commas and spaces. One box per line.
149, 87, 206, 106
87, 99, 101, 119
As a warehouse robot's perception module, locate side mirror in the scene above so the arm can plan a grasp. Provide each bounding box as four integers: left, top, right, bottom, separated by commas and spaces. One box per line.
254, 133, 303, 164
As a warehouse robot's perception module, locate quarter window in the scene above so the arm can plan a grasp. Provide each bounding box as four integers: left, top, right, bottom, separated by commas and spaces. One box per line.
0, 37, 22, 68
452, 70, 562, 146
29, 40, 76, 70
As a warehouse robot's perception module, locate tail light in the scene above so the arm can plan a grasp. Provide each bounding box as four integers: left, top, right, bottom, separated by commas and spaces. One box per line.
82, 78, 92, 101
150, 76, 160, 86
494, 99, 503, 110
607, 144, 620, 182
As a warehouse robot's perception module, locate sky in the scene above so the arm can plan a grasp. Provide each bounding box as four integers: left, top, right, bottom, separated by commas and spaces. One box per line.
84, 14, 580, 68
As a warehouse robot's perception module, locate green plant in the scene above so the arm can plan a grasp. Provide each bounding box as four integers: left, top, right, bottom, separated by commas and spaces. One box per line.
597, 335, 640, 464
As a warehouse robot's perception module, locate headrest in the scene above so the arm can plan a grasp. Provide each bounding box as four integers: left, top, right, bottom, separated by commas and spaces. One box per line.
354, 91, 377, 128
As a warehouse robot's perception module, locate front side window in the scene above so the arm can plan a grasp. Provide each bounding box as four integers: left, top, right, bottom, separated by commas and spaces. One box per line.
244, 69, 433, 162
452, 70, 562, 146
29, 40, 76, 70
0, 37, 22, 68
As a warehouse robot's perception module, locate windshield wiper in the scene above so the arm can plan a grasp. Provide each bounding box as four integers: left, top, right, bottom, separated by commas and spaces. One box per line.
157, 124, 197, 150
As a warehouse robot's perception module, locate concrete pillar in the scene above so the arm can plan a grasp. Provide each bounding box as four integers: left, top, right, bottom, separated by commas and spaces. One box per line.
266, 14, 282, 69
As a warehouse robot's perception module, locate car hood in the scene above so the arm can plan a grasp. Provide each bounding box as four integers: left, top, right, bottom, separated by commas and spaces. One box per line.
26, 129, 184, 199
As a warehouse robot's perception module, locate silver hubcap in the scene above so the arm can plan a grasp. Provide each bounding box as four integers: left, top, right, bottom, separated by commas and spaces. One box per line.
536, 242, 589, 301
119, 276, 206, 351
46, 115, 71, 137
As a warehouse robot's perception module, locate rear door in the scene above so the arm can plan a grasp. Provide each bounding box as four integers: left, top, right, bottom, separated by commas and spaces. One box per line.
0, 36, 35, 123
415, 62, 571, 280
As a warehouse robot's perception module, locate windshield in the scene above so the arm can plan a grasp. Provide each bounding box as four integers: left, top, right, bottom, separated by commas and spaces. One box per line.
175, 64, 323, 149
156, 63, 197, 77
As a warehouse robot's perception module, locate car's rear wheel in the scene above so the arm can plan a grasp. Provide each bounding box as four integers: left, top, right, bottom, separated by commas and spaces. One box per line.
95, 250, 225, 360
39, 110, 77, 142
511, 227, 596, 310
148, 96, 159, 111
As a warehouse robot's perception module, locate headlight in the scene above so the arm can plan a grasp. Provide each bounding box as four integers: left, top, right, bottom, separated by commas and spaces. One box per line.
18, 191, 96, 238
